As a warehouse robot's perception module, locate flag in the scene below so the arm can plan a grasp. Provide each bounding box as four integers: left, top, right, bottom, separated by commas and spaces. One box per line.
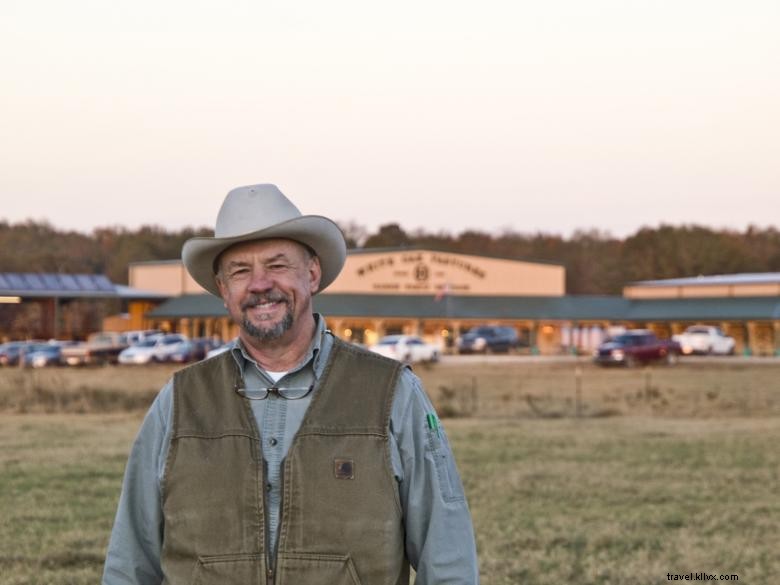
434, 283, 451, 302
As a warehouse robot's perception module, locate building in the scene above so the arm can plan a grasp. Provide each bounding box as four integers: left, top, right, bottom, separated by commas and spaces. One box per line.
136, 249, 780, 356
622, 273, 780, 356
0, 272, 168, 340
3, 254, 779, 355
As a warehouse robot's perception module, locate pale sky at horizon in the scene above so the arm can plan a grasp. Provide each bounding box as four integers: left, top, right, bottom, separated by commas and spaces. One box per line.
1, 0, 778, 239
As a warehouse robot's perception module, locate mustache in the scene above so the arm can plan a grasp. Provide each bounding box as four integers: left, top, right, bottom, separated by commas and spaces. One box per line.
240, 292, 289, 311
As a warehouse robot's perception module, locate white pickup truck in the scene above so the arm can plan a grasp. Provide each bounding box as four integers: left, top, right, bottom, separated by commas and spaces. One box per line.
672, 326, 736, 355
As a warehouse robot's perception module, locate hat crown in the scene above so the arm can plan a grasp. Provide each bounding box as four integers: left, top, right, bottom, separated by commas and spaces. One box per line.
183, 183, 346, 297
215, 184, 302, 238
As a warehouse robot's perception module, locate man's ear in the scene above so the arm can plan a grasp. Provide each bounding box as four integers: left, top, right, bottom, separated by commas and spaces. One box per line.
215, 272, 228, 299
309, 255, 323, 293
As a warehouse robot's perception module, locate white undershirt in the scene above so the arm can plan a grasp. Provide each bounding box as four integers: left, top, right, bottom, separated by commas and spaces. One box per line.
264, 370, 287, 383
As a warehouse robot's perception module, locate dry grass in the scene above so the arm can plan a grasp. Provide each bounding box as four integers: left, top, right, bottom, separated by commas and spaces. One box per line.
2, 358, 779, 419
1, 413, 778, 585
0, 414, 142, 585
0, 365, 175, 414
416, 358, 780, 419
448, 416, 780, 584
1, 360, 779, 584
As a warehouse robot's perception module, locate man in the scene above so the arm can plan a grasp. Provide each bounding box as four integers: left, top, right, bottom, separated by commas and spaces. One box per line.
103, 184, 479, 584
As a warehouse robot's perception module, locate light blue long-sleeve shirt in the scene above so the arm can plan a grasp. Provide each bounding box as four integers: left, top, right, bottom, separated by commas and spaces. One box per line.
103, 316, 479, 584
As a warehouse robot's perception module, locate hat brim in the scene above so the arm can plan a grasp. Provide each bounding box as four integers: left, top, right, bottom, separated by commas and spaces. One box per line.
182, 215, 346, 297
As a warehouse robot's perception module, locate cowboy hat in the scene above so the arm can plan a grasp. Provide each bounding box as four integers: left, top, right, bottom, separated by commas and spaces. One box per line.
182, 184, 346, 297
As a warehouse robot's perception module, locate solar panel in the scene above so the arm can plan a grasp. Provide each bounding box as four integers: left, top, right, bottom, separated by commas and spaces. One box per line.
75, 274, 98, 291
25, 274, 45, 289
7, 274, 25, 288
59, 274, 79, 290
42, 274, 61, 289
94, 275, 115, 291
0, 272, 134, 298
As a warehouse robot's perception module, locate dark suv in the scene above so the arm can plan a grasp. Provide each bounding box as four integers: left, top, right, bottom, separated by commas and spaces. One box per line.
457, 326, 519, 354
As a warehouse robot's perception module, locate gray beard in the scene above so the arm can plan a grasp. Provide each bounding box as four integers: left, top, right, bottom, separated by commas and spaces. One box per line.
241, 309, 294, 342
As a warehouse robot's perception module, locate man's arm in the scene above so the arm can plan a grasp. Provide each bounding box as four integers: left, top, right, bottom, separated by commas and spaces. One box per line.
390, 369, 480, 584
102, 382, 172, 585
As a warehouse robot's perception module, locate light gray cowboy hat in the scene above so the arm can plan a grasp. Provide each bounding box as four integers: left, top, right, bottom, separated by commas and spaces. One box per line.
182, 184, 346, 297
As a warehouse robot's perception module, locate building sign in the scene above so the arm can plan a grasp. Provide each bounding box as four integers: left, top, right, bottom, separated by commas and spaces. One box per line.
354, 252, 486, 293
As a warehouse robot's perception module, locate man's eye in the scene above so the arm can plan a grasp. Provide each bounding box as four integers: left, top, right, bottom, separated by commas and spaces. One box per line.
229, 269, 249, 279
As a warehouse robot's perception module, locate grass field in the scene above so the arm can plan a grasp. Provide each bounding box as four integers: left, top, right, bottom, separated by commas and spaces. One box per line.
1, 360, 779, 584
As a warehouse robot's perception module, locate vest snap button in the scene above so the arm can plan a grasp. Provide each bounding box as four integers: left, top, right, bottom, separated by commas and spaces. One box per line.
269, 437, 278, 446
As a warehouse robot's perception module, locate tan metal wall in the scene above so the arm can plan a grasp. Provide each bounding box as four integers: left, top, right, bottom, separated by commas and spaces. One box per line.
130, 250, 566, 298
129, 263, 206, 295
625, 282, 780, 299
327, 250, 565, 296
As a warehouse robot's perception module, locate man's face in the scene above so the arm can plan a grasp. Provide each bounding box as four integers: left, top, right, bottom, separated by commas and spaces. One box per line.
215, 239, 321, 346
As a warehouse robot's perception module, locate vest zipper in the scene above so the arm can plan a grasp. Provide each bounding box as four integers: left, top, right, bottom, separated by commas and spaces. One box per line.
270, 466, 285, 583
262, 458, 274, 584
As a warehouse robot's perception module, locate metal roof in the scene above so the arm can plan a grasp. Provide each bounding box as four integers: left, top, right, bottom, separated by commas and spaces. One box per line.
345, 246, 565, 267
0, 272, 116, 298
0, 273, 171, 300
630, 273, 780, 287
623, 297, 780, 321
114, 285, 172, 300
148, 293, 226, 318
128, 247, 566, 268
146, 292, 780, 322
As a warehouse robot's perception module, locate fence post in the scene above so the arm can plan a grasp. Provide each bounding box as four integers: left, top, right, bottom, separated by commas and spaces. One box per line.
575, 365, 582, 418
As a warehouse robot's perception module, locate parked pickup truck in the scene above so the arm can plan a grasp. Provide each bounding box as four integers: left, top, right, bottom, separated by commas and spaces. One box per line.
672, 325, 736, 355
594, 329, 681, 367
60, 332, 130, 366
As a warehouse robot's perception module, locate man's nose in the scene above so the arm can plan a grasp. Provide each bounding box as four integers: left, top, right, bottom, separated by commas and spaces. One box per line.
246, 268, 274, 292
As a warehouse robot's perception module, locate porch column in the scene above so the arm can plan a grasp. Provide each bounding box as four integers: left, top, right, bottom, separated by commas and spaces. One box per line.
745, 321, 757, 356
774, 321, 780, 356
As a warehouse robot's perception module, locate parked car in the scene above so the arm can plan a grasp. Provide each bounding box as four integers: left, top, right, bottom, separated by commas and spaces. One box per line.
118, 334, 189, 364
0, 341, 31, 366
167, 337, 222, 363
124, 329, 164, 345
118, 337, 162, 365
0, 340, 54, 366
23, 340, 79, 368
672, 325, 736, 355
457, 326, 519, 354
61, 332, 130, 366
594, 329, 681, 367
369, 335, 440, 363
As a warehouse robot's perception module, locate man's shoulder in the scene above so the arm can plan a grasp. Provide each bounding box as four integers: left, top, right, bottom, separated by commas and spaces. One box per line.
330, 336, 402, 369
171, 349, 235, 384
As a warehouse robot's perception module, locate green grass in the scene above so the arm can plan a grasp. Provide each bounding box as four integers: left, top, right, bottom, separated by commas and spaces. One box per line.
452, 417, 780, 584
1, 413, 778, 584
0, 414, 141, 585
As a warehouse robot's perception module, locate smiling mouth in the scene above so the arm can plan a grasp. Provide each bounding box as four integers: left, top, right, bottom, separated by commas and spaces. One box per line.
250, 300, 281, 310
241, 294, 288, 315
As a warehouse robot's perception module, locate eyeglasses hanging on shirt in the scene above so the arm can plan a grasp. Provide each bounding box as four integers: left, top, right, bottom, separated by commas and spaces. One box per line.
234, 383, 314, 400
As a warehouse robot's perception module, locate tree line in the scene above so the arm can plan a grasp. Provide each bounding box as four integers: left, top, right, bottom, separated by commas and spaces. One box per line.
2, 219, 780, 295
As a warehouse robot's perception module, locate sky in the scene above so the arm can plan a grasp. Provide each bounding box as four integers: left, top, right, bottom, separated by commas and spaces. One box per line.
1, 0, 778, 239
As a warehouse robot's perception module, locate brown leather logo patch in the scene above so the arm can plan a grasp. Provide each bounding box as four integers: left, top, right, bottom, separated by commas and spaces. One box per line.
334, 458, 355, 480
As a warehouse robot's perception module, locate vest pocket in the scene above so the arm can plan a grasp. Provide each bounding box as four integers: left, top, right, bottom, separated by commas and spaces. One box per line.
191, 553, 265, 585
276, 552, 362, 585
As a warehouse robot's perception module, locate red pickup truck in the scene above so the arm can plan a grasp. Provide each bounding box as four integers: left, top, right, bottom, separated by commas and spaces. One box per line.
594, 330, 681, 367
